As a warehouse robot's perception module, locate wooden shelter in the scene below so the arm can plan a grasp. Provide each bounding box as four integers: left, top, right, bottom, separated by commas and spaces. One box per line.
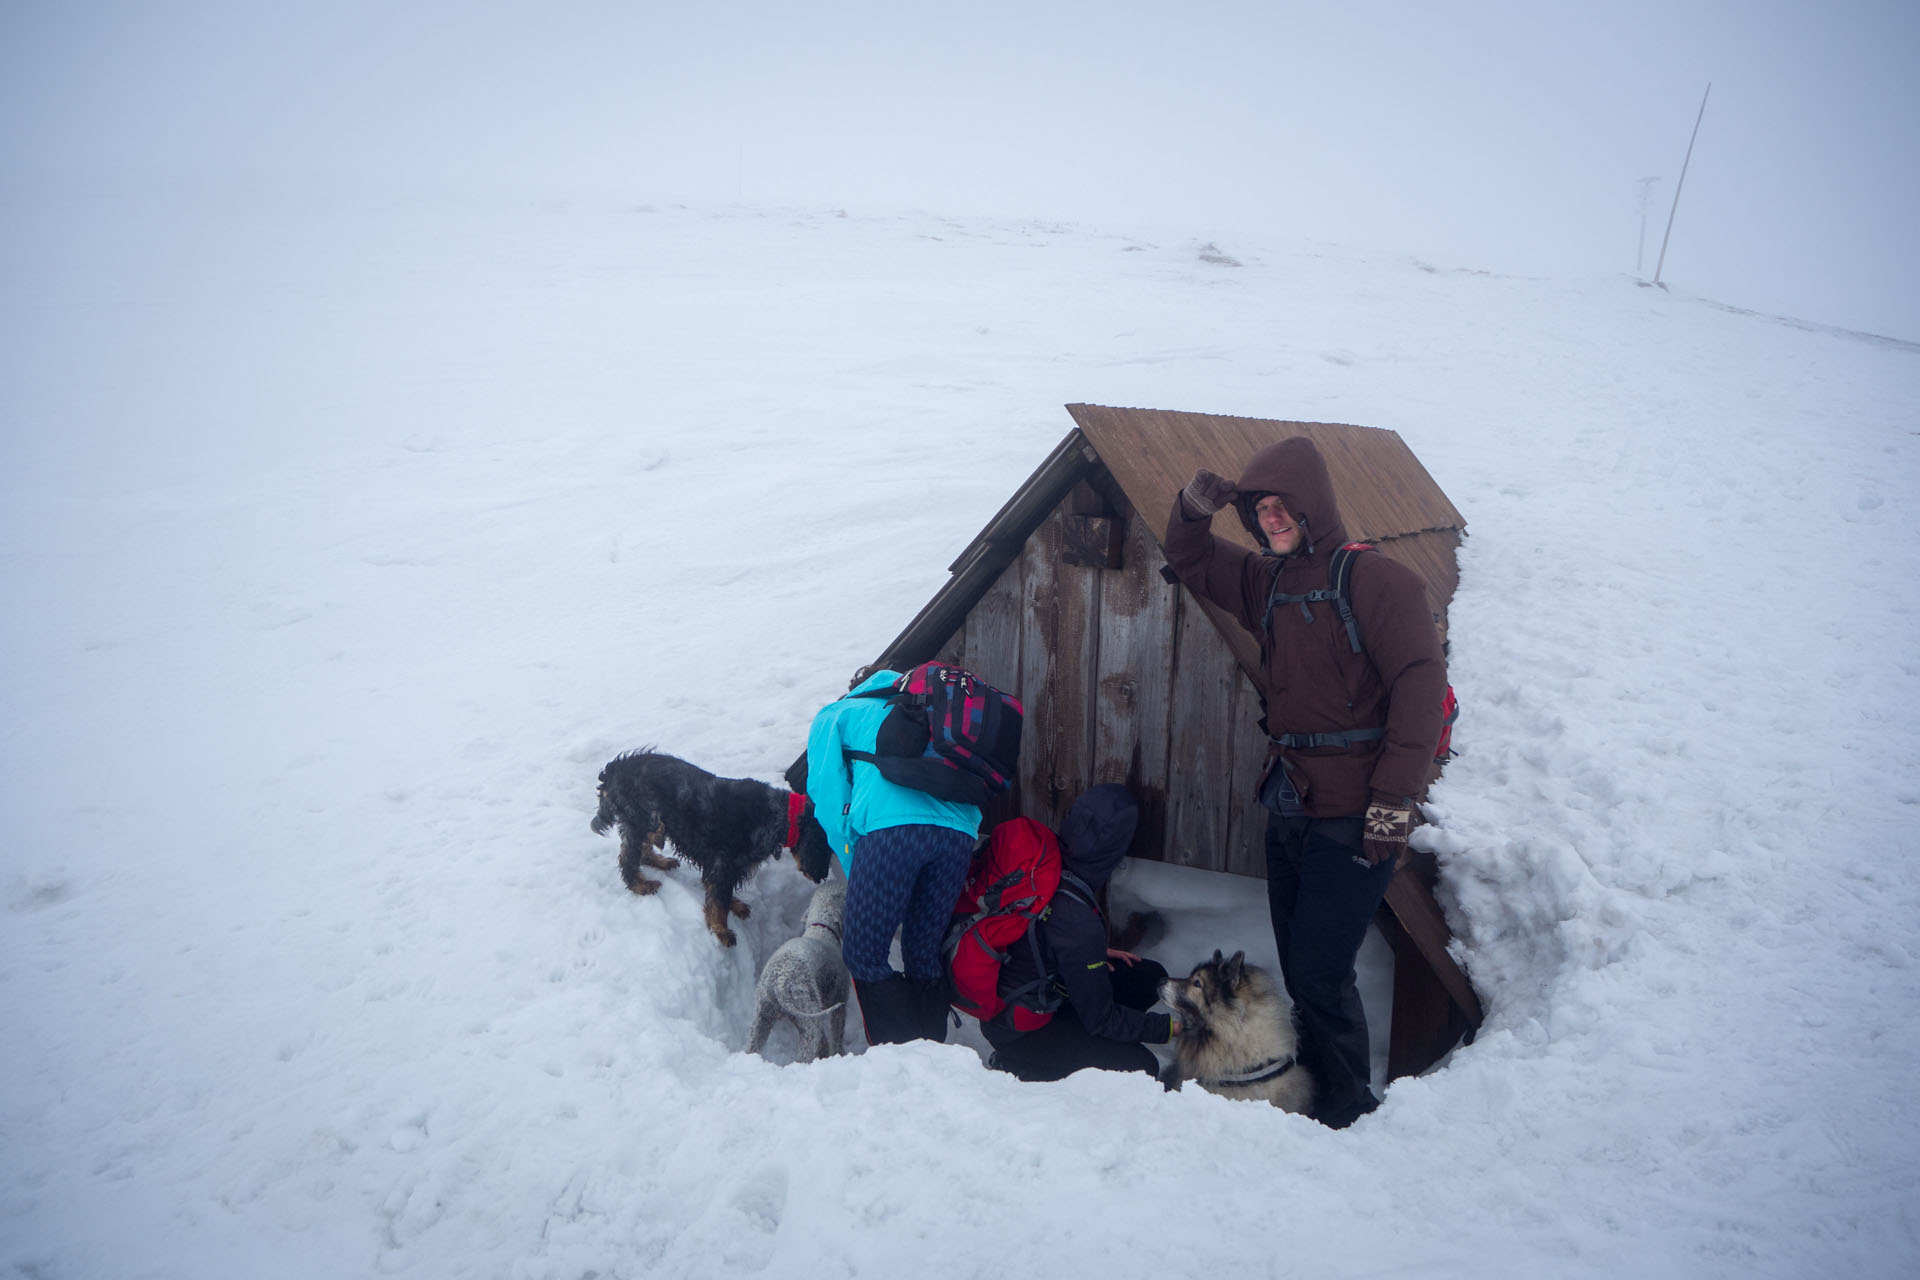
871, 404, 1481, 1079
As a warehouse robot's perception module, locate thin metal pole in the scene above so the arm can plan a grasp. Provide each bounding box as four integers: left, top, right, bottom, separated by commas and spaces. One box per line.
1653, 84, 1711, 288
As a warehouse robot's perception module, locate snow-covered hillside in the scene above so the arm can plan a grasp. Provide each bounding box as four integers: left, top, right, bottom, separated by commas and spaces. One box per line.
4, 179, 1918, 1278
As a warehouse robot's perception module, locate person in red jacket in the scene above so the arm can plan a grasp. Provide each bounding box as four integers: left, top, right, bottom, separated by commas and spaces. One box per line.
1165, 436, 1448, 1128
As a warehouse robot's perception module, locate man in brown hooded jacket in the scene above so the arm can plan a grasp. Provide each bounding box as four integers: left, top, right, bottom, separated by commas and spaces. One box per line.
1165, 436, 1448, 1128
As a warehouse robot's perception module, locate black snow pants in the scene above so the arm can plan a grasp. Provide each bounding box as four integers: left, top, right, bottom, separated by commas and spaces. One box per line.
1264, 812, 1396, 1129
983, 958, 1168, 1083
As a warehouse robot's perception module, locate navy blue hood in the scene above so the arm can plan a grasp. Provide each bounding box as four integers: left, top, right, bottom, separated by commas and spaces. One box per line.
1059, 784, 1139, 889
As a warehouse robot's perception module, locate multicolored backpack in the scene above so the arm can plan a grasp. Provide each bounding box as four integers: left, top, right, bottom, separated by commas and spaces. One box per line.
841, 662, 1025, 809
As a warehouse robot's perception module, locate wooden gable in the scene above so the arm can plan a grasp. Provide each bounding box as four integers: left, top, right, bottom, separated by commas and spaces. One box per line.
867, 405, 1480, 1077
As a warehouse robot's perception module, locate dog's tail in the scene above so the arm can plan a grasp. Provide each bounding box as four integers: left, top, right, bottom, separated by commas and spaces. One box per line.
789, 1001, 847, 1022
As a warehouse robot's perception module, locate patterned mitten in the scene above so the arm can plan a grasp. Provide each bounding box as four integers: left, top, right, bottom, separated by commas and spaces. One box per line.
1362, 794, 1413, 868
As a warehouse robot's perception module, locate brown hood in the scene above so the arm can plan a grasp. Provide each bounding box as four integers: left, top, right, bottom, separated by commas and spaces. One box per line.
1232, 436, 1348, 556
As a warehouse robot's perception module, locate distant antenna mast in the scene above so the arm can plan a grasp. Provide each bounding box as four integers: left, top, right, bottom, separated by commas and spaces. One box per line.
1635, 176, 1661, 276
1652, 83, 1711, 290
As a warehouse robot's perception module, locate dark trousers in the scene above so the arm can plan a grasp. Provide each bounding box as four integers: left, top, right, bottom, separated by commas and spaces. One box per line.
1264, 813, 1396, 1126
842, 824, 974, 984
984, 958, 1168, 1083
844, 824, 974, 1046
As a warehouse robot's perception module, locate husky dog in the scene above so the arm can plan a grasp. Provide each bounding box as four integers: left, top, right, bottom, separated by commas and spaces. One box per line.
1160, 950, 1315, 1116
745, 878, 849, 1062
591, 749, 834, 947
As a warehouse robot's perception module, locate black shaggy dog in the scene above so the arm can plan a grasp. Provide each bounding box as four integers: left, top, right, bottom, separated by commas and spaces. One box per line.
591, 750, 833, 947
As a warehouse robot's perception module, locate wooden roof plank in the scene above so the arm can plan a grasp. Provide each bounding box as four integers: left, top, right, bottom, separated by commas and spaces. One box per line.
1066, 403, 1465, 547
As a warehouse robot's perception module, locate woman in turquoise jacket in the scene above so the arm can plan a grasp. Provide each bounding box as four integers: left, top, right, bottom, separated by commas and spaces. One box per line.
805, 669, 981, 1044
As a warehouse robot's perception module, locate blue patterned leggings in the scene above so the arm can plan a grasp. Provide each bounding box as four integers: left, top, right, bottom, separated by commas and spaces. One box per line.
841, 824, 975, 984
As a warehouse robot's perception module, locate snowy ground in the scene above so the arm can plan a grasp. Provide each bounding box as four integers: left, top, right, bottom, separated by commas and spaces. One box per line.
4, 175, 1918, 1278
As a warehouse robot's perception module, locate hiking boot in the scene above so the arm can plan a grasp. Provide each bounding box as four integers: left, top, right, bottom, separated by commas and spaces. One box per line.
1316, 1088, 1381, 1130
854, 976, 920, 1046
909, 975, 954, 1043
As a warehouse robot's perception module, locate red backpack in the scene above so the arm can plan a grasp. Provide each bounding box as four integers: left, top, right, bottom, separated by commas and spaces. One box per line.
943, 817, 1095, 1032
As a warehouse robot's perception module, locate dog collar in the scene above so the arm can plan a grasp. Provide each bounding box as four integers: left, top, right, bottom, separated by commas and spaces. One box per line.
1209, 1054, 1296, 1088
784, 791, 811, 849
806, 920, 842, 944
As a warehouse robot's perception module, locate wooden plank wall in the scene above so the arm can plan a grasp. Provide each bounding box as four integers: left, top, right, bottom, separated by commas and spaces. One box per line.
1164, 585, 1233, 869
1092, 495, 1178, 862
1018, 503, 1096, 833
941, 472, 1269, 875
933, 532, 1025, 829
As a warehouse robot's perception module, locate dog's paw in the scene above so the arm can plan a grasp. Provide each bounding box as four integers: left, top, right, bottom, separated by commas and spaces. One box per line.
729, 900, 751, 920
626, 878, 664, 896
703, 900, 739, 945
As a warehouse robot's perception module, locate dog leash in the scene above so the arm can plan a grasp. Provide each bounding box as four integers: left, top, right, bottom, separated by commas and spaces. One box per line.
1207, 1054, 1297, 1088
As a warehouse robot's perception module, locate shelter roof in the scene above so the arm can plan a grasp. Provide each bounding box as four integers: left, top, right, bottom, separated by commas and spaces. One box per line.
1066, 403, 1463, 548
876, 404, 1465, 672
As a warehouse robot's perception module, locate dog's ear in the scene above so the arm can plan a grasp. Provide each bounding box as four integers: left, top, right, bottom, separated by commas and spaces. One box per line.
793, 814, 833, 883
1224, 950, 1247, 986
1210, 948, 1226, 968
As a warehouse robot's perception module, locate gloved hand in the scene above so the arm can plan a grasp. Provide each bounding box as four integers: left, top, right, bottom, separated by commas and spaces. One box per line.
1361, 793, 1413, 868
1181, 469, 1239, 517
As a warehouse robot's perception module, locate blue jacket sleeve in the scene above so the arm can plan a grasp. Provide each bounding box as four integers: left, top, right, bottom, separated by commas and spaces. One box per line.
804, 701, 857, 873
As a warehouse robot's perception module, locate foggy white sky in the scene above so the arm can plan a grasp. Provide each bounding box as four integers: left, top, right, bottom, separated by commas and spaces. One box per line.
4, 0, 1917, 341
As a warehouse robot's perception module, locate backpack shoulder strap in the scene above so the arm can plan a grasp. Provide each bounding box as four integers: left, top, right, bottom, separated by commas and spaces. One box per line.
1326, 542, 1373, 655
1054, 870, 1100, 914
1003, 869, 1099, 1021
1261, 544, 1372, 641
